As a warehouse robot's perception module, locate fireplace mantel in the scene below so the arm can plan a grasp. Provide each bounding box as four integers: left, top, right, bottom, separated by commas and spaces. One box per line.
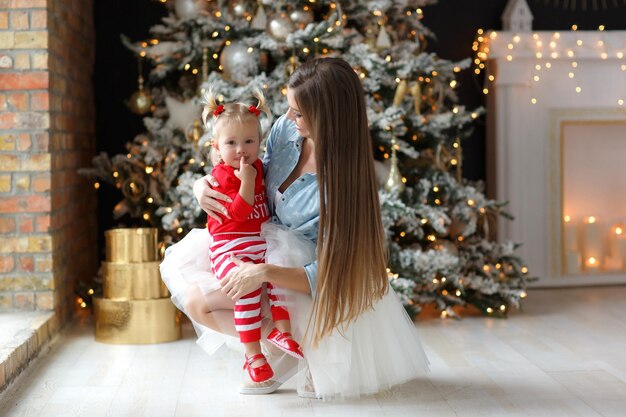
484, 31, 626, 286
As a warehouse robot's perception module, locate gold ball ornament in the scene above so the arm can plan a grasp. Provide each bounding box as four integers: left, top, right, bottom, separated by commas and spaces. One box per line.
186, 119, 204, 144
122, 177, 147, 202
128, 89, 152, 115
268, 12, 295, 41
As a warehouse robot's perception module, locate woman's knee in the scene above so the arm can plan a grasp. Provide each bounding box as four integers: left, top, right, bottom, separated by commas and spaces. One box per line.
184, 288, 207, 319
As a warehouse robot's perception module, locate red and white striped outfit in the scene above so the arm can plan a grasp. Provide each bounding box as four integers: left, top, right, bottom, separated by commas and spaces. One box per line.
207, 160, 289, 343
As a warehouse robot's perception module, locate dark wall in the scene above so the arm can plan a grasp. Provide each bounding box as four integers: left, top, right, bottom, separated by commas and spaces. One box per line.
93, 1, 626, 246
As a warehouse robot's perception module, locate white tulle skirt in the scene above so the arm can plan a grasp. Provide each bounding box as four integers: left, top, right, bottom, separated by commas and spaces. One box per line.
160, 223, 429, 399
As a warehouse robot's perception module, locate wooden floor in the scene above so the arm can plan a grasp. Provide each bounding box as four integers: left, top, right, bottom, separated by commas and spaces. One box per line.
1, 286, 626, 417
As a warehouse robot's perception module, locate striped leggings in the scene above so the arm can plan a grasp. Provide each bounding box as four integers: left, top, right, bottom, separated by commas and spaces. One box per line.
209, 234, 289, 343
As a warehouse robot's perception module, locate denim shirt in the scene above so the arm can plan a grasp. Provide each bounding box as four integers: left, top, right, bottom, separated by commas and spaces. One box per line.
262, 115, 320, 294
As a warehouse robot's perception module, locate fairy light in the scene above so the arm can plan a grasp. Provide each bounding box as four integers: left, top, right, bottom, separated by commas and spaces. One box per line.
521, 266, 529, 274
486, 307, 493, 314
531, 98, 537, 104
112, 171, 119, 178
146, 197, 153, 203
619, 99, 624, 106
145, 166, 154, 174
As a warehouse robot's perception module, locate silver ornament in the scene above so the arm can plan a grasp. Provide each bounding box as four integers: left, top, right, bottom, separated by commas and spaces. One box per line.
174, 0, 208, 20
219, 41, 259, 85
267, 12, 295, 41
289, 7, 314, 29
384, 141, 405, 192
230, 0, 249, 18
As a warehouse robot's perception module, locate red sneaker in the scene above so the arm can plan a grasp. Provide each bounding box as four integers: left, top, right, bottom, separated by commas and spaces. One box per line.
267, 328, 305, 360
243, 353, 274, 383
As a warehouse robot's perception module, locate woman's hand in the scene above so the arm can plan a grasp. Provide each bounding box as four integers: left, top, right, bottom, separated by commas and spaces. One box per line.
220, 255, 267, 301
193, 175, 232, 223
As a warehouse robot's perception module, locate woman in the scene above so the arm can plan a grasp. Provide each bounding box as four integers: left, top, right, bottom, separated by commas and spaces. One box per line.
161, 57, 428, 399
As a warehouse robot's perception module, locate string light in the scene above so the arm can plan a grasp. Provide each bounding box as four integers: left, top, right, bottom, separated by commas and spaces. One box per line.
94, 182, 100, 189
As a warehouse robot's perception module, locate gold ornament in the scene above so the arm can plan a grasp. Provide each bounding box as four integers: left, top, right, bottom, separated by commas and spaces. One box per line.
393, 79, 422, 115
393, 80, 407, 107
286, 53, 297, 76
186, 118, 204, 144
385, 139, 405, 192
409, 81, 422, 115
122, 177, 147, 202
129, 57, 152, 115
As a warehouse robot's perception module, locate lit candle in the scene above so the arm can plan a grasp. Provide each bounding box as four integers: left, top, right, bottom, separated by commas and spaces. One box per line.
563, 215, 582, 274
566, 251, 582, 274
582, 216, 602, 271
604, 225, 624, 271
563, 215, 578, 252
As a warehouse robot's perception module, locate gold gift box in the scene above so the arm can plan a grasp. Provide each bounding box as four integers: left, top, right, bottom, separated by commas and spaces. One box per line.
103, 261, 169, 300
94, 297, 181, 344
105, 228, 159, 263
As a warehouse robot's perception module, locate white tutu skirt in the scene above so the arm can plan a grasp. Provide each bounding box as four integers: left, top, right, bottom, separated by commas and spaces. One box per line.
160, 223, 429, 399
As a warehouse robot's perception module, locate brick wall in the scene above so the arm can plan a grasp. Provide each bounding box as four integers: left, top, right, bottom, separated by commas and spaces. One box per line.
0, 0, 97, 321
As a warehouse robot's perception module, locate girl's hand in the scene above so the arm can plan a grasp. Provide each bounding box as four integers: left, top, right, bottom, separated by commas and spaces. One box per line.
220, 255, 267, 301
193, 175, 232, 223
234, 156, 256, 184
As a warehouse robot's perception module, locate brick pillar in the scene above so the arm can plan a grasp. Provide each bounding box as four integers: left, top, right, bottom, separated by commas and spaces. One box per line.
0, 0, 97, 322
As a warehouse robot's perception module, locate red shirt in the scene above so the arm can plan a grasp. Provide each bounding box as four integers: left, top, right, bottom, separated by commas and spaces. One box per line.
207, 159, 270, 236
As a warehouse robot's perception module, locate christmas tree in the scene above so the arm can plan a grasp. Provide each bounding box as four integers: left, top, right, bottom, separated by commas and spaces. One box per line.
81, 0, 536, 319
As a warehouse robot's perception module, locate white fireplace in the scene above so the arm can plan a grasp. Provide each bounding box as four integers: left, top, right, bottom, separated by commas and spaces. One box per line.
484, 30, 626, 286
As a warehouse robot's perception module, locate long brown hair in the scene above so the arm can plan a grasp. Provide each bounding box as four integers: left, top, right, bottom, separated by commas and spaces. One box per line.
289, 58, 388, 345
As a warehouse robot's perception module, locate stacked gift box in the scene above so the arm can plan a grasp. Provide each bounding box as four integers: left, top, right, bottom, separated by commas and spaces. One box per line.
94, 228, 181, 344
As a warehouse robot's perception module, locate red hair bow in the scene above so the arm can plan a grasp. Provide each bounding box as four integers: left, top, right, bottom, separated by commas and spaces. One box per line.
213, 104, 225, 117
249, 105, 261, 117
